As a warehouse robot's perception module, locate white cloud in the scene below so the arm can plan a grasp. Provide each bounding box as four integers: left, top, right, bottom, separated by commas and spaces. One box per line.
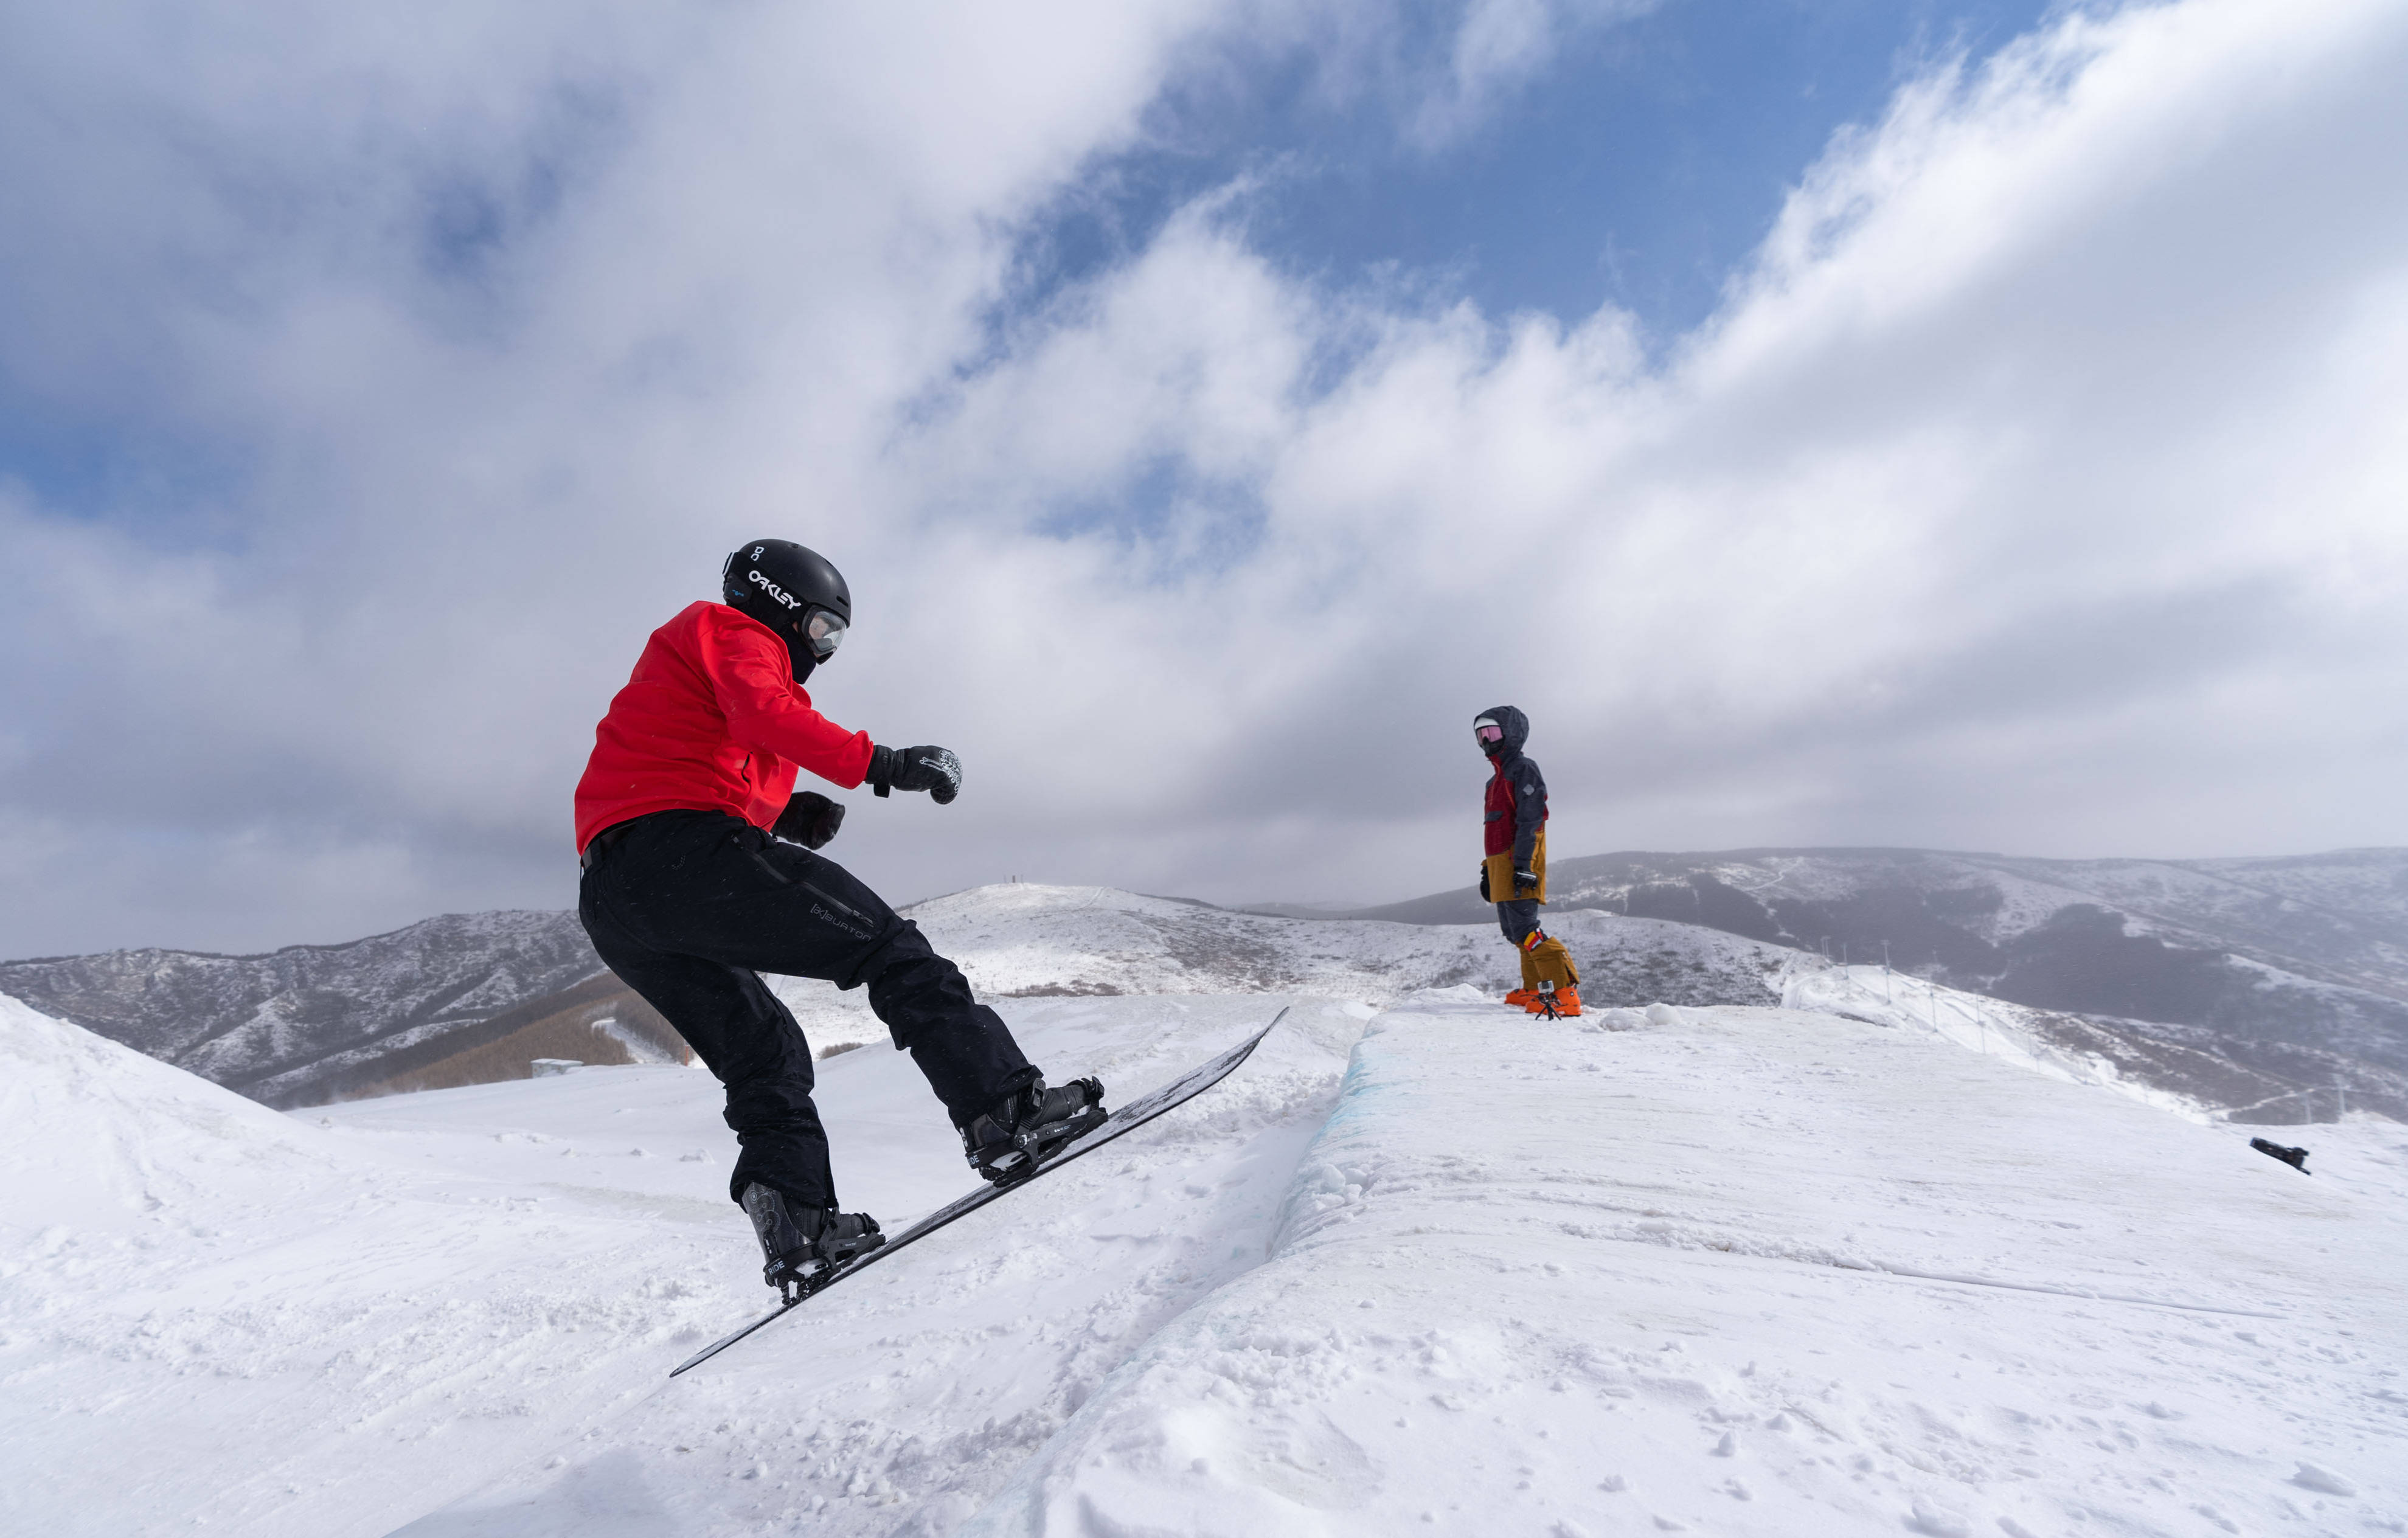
1412, 0, 1656, 148
4, 0, 2406, 954
898, 0, 2408, 885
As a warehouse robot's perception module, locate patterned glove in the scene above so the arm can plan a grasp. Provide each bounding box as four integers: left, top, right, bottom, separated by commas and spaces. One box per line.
869, 744, 963, 805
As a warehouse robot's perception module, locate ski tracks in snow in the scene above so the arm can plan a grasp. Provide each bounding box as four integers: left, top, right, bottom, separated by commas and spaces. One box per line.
946, 996, 2408, 1537
394, 996, 1362, 1536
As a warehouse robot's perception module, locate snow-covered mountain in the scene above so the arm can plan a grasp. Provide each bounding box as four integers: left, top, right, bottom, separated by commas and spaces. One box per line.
0, 887, 1796, 1109
11, 873, 2403, 1122
1350, 846, 2408, 996
0, 910, 602, 1107
1342, 847, 2408, 1120
4, 964, 2400, 1536
756, 884, 2398, 1124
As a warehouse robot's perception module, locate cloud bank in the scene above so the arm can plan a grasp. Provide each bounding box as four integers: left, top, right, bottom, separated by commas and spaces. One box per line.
2, 0, 2404, 955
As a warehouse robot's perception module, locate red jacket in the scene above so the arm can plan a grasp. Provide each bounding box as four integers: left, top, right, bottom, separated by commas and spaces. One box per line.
574, 601, 874, 851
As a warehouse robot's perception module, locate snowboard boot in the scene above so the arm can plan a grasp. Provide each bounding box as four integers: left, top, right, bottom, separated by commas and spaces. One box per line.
1513, 946, 1542, 1008
741, 1182, 886, 1303
958, 1076, 1108, 1184
1526, 982, 1582, 1019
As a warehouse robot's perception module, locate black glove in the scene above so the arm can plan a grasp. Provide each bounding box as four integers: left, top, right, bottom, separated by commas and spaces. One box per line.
772, 791, 845, 850
1478, 865, 1491, 901
1515, 868, 1538, 893
867, 743, 963, 805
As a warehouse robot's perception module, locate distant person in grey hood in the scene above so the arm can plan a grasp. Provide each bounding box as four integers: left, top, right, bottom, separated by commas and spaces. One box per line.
1474, 707, 1580, 1016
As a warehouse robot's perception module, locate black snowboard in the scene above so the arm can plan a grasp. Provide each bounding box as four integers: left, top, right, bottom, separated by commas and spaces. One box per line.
670, 1008, 1288, 1377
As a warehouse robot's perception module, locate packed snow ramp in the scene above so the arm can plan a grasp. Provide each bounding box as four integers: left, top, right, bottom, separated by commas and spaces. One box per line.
401, 993, 2404, 1537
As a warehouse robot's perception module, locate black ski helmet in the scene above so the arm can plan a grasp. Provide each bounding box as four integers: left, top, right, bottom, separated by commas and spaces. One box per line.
721, 540, 851, 673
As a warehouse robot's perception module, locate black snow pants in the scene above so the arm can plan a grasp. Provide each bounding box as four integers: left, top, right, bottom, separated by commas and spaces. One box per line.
577, 809, 1038, 1211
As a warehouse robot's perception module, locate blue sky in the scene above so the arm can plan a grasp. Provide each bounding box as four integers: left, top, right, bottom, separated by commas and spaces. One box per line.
4, 0, 2406, 955
1024, 1, 2052, 342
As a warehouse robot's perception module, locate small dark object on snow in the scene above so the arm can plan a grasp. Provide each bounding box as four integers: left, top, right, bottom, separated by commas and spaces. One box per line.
2249, 1137, 2311, 1174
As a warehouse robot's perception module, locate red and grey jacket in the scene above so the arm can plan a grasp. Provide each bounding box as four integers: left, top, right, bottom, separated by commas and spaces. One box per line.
573, 601, 875, 852
1480, 705, 1547, 869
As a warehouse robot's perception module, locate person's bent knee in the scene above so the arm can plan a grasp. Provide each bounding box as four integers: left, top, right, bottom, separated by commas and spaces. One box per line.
841, 916, 932, 991
1496, 902, 1541, 948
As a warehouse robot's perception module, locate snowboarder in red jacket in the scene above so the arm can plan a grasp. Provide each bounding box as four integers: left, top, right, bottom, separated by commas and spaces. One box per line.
575, 540, 1106, 1296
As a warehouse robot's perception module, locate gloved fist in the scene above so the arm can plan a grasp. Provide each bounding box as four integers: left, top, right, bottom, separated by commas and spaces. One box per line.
1514, 868, 1538, 893
869, 744, 963, 805
1478, 865, 1491, 901
773, 791, 845, 850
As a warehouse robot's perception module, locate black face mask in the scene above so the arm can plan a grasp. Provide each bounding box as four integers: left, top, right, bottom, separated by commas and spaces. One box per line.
784, 632, 817, 685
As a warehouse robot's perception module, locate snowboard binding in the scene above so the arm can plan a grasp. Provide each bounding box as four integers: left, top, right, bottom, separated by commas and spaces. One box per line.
769, 1259, 821, 1307
960, 1076, 1108, 1185
741, 1183, 886, 1303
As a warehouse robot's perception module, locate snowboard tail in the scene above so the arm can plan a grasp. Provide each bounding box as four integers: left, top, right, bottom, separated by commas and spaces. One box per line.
670, 1008, 1288, 1377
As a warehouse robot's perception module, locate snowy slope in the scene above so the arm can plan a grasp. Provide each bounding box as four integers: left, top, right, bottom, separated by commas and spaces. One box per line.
0, 989, 1360, 1537
945, 997, 2407, 1538
6, 943, 2403, 1536
0, 993, 742, 1535
1781, 962, 2236, 1122
395, 994, 2408, 1537
0, 992, 346, 1234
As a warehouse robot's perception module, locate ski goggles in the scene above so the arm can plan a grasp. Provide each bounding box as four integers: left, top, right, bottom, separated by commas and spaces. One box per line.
1474, 716, 1504, 747
802, 606, 847, 659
